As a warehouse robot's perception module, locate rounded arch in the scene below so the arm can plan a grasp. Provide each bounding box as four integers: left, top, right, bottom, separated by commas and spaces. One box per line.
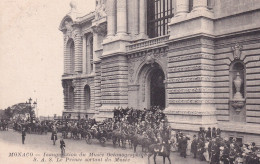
135, 59, 167, 84
84, 85, 91, 110
136, 62, 166, 109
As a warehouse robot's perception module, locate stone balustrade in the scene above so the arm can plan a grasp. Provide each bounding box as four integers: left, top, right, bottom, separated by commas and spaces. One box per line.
126, 35, 169, 52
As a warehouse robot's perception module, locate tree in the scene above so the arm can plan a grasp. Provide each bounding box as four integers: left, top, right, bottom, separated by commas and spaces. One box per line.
4, 107, 13, 119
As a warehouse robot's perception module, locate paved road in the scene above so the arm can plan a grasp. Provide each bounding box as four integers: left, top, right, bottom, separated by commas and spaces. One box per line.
0, 130, 208, 164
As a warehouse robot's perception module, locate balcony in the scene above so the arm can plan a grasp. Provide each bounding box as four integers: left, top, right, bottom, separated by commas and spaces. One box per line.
126, 35, 169, 52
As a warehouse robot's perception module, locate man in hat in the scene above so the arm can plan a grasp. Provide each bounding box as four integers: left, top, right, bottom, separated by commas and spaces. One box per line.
22, 127, 26, 144
60, 137, 66, 157
191, 135, 198, 158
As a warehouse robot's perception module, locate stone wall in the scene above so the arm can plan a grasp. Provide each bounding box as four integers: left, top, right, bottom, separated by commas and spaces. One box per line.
214, 32, 260, 126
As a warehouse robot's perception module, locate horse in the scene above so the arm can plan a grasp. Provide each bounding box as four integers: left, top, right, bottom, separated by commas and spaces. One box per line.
147, 143, 172, 164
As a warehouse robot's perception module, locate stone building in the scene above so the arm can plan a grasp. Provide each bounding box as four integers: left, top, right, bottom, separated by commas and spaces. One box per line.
59, 0, 260, 144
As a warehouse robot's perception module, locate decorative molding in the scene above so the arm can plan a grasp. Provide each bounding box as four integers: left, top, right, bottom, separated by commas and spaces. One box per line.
168, 53, 214, 63
126, 35, 169, 52
164, 110, 216, 116
168, 65, 214, 72
167, 76, 215, 83
101, 75, 128, 80
167, 88, 215, 93
101, 100, 128, 104
101, 66, 128, 72
101, 92, 128, 96
168, 99, 215, 104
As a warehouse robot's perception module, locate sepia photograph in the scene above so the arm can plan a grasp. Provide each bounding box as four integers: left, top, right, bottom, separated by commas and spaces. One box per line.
0, 0, 260, 163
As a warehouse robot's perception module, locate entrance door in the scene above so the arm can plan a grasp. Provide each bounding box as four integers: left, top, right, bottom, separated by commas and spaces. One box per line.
150, 69, 165, 108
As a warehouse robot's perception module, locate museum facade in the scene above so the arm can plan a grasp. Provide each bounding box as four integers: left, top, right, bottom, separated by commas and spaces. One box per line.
59, 0, 260, 144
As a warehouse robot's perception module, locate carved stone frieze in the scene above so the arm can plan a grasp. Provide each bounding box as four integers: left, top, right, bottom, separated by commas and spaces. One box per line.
168, 53, 214, 63
168, 65, 214, 72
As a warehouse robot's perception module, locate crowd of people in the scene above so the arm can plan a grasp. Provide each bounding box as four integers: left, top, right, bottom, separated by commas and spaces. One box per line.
9, 106, 260, 164
175, 127, 260, 164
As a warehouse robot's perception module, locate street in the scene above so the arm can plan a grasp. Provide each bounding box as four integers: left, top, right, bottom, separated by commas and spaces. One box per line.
0, 130, 208, 164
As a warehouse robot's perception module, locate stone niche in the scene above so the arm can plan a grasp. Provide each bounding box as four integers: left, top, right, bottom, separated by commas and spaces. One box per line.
229, 61, 246, 122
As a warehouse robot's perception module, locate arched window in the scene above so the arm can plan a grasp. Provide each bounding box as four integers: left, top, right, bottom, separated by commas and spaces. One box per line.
69, 86, 74, 110
67, 39, 75, 74
230, 61, 246, 100
86, 34, 94, 74
147, 0, 174, 38
84, 85, 91, 110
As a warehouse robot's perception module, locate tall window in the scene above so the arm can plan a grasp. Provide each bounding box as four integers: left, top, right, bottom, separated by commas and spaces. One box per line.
86, 34, 94, 74
67, 40, 75, 74
147, 0, 174, 38
84, 85, 91, 110
90, 37, 94, 73
69, 86, 74, 110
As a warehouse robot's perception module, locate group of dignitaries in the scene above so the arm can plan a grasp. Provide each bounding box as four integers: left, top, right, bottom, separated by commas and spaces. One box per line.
176, 127, 260, 164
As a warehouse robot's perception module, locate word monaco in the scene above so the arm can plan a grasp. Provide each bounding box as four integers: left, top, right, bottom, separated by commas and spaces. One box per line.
9, 152, 34, 157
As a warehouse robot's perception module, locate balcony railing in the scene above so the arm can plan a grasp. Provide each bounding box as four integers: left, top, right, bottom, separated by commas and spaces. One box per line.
126, 35, 169, 52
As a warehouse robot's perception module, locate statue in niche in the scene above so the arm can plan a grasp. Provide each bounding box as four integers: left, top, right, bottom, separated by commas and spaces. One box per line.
95, 0, 106, 20
233, 72, 243, 100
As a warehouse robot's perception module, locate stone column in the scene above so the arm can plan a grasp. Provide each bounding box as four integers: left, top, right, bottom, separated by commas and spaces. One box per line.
192, 0, 208, 12
139, 0, 146, 36
106, 0, 116, 37
175, 0, 189, 16
133, 0, 139, 35
74, 30, 83, 73
116, 0, 127, 36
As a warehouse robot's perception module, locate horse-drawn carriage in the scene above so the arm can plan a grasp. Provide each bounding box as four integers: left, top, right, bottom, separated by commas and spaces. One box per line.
14, 122, 48, 134
85, 124, 113, 147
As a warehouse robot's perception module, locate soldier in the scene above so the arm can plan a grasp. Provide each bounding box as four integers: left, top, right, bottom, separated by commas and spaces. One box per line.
22, 127, 26, 144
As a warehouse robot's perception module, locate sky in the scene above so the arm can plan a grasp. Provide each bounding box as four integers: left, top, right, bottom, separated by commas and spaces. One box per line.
0, 0, 95, 116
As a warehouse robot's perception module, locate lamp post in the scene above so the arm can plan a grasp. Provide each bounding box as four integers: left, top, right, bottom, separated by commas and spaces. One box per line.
25, 98, 37, 123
